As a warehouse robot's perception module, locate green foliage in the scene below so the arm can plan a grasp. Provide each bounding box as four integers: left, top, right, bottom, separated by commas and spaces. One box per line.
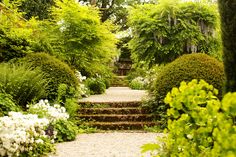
150, 53, 224, 112
54, 119, 78, 142
142, 80, 236, 157
21, 137, 55, 157
0, 2, 30, 62
129, 77, 147, 90
0, 91, 20, 116
0, 1, 54, 62
85, 78, 106, 95
77, 124, 98, 134
18, 0, 55, 20
128, 1, 221, 66
57, 84, 79, 103
51, 0, 118, 77
22, 53, 78, 100
63, 98, 79, 120
218, 0, 236, 93
0, 63, 48, 107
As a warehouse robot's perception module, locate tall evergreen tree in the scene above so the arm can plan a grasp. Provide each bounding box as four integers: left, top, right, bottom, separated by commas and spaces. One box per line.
218, 0, 236, 93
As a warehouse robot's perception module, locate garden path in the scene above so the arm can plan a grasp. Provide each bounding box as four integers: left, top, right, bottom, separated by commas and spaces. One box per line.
51, 87, 161, 157
78, 87, 148, 102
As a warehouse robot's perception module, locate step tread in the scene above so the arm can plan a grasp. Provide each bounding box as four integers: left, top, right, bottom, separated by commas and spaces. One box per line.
87, 121, 158, 125
79, 101, 142, 108
79, 101, 142, 104
79, 107, 142, 110
77, 114, 152, 117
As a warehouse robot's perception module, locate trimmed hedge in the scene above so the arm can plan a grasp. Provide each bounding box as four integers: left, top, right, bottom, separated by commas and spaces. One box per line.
153, 53, 225, 106
23, 53, 79, 100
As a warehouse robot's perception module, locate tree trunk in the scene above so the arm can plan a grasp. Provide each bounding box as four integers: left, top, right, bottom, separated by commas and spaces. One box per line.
218, 0, 236, 93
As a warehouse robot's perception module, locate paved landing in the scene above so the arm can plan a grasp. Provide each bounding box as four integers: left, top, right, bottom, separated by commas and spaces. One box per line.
78, 87, 148, 103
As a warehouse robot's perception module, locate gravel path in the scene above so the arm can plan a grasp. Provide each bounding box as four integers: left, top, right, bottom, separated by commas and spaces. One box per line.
51, 132, 162, 157
51, 88, 159, 157
78, 87, 148, 102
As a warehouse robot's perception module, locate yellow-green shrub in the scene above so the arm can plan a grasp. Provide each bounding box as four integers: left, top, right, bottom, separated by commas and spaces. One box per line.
142, 80, 236, 156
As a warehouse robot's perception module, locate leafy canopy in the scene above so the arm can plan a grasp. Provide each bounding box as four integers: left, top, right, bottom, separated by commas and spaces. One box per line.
51, 0, 118, 76
128, 1, 221, 66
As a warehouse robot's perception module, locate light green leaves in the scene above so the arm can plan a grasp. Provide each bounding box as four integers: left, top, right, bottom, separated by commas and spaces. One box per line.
144, 79, 236, 156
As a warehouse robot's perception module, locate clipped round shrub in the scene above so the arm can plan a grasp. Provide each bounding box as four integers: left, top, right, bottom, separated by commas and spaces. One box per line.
85, 78, 106, 95
23, 53, 79, 100
153, 53, 225, 106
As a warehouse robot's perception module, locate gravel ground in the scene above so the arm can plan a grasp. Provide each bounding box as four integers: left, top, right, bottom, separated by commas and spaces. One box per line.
51, 88, 159, 157
78, 87, 148, 102
50, 132, 163, 157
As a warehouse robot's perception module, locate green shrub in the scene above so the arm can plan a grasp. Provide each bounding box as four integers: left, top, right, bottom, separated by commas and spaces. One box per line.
64, 98, 79, 120
85, 78, 106, 95
129, 77, 148, 90
142, 80, 236, 157
0, 63, 48, 107
0, 91, 20, 116
54, 119, 78, 142
57, 84, 79, 104
22, 53, 79, 100
22, 137, 55, 157
103, 78, 111, 89
151, 53, 225, 110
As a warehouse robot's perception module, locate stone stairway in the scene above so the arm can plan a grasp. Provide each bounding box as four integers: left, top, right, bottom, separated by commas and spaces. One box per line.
111, 76, 129, 87
77, 88, 158, 130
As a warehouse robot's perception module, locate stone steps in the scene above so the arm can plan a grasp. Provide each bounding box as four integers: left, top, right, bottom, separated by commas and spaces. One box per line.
82, 121, 158, 130
78, 100, 157, 130
111, 76, 129, 87
77, 114, 154, 122
79, 107, 148, 114
79, 101, 141, 108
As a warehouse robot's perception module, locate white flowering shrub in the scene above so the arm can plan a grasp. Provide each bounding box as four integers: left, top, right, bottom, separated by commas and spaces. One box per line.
0, 112, 54, 156
75, 71, 86, 83
75, 71, 89, 97
28, 100, 78, 143
28, 100, 69, 122
129, 77, 149, 90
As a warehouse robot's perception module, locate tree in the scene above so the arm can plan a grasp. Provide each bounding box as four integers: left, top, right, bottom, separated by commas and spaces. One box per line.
128, 1, 221, 67
51, 0, 118, 76
218, 0, 236, 93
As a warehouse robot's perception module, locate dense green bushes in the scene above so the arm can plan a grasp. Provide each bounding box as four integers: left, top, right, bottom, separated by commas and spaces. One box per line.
54, 119, 78, 142
85, 78, 106, 95
142, 80, 236, 156
23, 53, 79, 100
152, 53, 225, 106
0, 92, 20, 116
0, 63, 48, 107
128, 1, 221, 66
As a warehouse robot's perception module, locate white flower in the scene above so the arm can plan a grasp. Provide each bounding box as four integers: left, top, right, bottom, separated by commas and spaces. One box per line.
29, 100, 69, 122
35, 139, 44, 144
0, 112, 50, 156
187, 134, 193, 139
